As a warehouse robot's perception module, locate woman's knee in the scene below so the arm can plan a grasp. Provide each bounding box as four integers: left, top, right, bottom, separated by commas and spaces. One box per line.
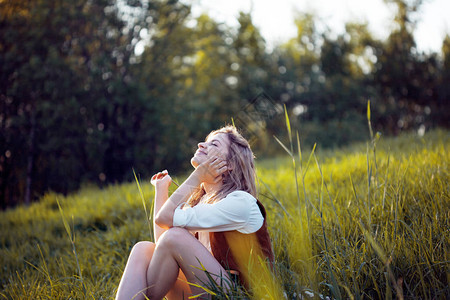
130, 241, 155, 260
158, 227, 192, 250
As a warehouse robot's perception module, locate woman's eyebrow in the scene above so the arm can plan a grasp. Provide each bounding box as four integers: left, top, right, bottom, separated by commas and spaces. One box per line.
211, 139, 222, 145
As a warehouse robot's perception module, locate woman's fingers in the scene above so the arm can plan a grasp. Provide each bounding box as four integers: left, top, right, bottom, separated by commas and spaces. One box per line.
211, 159, 226, 169
156, 170, 168, 179
209, 160, 227, 178
151, 170, 171, 188
152, 170, 169, 181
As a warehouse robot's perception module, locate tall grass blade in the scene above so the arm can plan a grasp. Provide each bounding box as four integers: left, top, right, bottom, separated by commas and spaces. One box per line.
56, 197, 72, 240
359, 223, 404, 300
36, 244, 51, 287
273, 135, 292, 157
350, 175, 363, 223
367, 143, 372, 228
382, 152, 391, 211
297, 132, 312, 234
367, 100, 373, 140
296, 131, 302, 169
303, 143, 316, 179
314, 154, 343, 235
318, 176, 342, 299
56, 197, 86, 297
133, 169, 153, 239
284, 104, 293, 150
282, 106, 303, 226
301, 143, 318, 240
24, 245, 54, 298
258, 177, 291, 218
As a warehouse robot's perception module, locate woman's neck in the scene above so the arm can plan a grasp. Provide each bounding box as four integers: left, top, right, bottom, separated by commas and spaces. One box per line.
202, 181, 223, 196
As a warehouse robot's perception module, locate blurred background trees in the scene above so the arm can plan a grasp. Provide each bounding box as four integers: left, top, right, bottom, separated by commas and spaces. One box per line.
1, 0, 448, 207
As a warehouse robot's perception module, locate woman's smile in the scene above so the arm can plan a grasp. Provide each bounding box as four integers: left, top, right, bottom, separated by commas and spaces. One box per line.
195, 150, 207, 157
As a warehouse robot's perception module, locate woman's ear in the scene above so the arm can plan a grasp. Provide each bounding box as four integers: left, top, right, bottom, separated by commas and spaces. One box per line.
226, 159, 234, 171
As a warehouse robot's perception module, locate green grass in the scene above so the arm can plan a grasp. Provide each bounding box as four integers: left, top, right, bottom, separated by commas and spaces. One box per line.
0, 129, 448, 299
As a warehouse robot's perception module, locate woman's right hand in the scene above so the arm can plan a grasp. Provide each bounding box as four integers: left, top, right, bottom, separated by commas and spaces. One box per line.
151, 170, 172, 191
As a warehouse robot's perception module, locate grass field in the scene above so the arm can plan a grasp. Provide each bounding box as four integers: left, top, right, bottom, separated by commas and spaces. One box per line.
0, 128, 448, 299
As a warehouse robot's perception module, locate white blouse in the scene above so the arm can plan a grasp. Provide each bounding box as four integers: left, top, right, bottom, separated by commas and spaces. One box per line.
172, 190, 264, 251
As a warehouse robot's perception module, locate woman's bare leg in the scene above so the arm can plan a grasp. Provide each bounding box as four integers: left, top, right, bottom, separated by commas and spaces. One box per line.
165, 269, 191, 300
116, 241, 191, 300
146, 227, 231, 299
116, 241, 155, 300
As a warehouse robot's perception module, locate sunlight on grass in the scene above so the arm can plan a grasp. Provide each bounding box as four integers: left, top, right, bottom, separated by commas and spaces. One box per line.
0, 127, 448, 299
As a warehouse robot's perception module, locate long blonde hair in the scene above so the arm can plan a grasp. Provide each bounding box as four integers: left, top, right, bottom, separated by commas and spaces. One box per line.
187, 125, 257, 206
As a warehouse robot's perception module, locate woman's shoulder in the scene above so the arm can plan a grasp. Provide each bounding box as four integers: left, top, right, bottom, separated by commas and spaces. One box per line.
225, 190, 257, 202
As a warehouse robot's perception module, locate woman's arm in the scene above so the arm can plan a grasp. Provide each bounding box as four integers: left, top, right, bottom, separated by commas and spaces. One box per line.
154, 172, 201, 229
155, 151, 227, 229
172, 191, 264, 233
151, 170, 172, 242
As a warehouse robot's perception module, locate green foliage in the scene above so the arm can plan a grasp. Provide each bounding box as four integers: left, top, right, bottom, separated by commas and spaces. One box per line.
259, 129, 449, 298
0, 129, 448, 298
1, 0, 449, 210
0, 181, 154, 299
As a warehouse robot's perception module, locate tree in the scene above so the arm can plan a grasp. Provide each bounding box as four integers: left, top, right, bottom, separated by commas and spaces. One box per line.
0, 0, 194, 207
373, 0, 432, 133
434, 35, 450, 128
0, 0, 95, 206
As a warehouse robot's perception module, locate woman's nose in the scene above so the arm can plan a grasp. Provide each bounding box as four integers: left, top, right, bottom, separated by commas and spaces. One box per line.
198, 142, 206, 149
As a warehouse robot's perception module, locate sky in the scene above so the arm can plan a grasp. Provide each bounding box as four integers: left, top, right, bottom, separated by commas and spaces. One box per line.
186, 0, 449, 54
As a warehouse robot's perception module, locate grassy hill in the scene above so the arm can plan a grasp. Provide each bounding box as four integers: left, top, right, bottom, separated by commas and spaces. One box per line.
0, 129, 448, 299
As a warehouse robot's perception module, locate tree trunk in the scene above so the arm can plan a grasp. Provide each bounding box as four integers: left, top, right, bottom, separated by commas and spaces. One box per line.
25, 106, 36, 205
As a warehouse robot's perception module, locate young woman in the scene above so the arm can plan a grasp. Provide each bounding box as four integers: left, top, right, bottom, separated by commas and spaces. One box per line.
115, 126, 274, 300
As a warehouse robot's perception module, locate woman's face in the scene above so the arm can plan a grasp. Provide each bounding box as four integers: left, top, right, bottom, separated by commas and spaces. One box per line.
191, 133, 230, 168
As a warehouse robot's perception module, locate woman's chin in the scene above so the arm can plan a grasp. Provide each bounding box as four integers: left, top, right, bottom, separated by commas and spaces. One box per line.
191, 153, 207, 168
191, 157, 199, 168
